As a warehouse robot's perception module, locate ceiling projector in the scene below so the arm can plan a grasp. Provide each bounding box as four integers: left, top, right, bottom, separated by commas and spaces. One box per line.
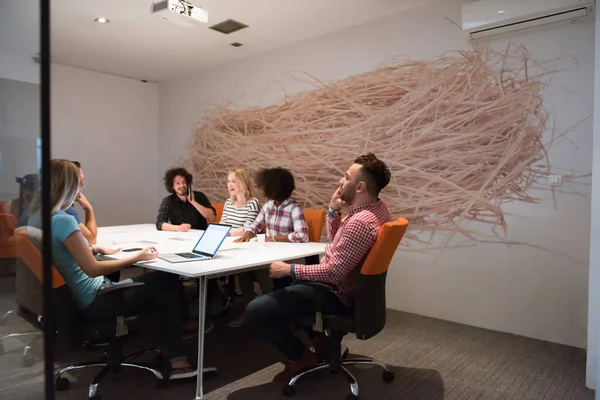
151, 0, 208, 27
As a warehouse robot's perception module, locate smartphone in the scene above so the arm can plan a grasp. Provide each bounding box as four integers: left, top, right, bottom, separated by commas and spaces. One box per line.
123, 247, 143, 252
188, 187, 192, 198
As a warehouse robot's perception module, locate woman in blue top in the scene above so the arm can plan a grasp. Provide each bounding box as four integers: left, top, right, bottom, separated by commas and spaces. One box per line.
43, 159, 198, 380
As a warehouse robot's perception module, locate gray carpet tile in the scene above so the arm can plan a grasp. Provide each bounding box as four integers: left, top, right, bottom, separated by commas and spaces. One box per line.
0, 273, 594, 400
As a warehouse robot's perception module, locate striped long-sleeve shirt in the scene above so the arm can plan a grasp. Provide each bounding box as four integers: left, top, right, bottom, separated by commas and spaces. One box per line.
220, 198, 260, 228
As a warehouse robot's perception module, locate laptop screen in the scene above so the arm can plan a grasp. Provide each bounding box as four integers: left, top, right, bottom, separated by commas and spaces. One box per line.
192, 224, 231, 256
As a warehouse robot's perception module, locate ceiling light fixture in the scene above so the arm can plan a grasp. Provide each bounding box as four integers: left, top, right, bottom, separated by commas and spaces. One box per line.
94, 17, 110, 24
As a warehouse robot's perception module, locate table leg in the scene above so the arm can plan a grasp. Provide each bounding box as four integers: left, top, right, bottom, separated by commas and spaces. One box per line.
196, 275, 208, 399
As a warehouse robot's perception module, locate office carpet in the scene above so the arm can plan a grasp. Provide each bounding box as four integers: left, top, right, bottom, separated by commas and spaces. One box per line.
0, 274, 594, 399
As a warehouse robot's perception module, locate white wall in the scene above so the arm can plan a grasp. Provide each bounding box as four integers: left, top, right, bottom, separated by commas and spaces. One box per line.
52, 64, 159, 226
159, 0, 594, 350
0, 78, 39, 202
0, 1, 39, 83
586, 5, 600, 392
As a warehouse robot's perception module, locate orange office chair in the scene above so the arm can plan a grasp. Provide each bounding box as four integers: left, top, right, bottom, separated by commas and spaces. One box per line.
303, 209, 326, 265
304, 209, 326, 243
1, 230, 62, 366
288, 218, 409, 399
0, 213, 17, 258
212, 203, 224, 223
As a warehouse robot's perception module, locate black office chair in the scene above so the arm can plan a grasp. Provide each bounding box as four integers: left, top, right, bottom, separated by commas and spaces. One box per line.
52, 281, 168, 400
11, 231, 166, 400
284, 218, 409, 399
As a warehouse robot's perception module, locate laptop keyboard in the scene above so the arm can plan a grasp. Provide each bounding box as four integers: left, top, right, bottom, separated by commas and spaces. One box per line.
176, 252, 206, 259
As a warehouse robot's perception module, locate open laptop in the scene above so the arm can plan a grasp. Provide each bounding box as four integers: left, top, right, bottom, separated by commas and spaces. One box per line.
158, 223, 232, 263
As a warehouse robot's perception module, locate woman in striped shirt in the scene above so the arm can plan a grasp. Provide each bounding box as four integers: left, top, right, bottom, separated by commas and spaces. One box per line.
221, 169, 260, 234
220, 169, 266, 327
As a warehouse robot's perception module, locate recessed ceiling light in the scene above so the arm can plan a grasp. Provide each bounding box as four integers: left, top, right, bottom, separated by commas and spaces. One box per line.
498, 10, 505, 14
94, 17, 110, 24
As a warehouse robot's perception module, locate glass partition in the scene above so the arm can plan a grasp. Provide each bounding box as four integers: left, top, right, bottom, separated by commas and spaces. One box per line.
0, 1, 52, 399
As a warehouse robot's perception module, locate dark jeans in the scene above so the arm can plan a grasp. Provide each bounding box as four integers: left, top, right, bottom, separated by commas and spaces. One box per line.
245, 283, 348, 361
81, 271, 189, 363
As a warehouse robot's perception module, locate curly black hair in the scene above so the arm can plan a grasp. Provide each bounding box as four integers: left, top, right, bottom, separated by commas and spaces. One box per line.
255, 167, 295, 203
354, 153, 391, 196
163, 167, 193, 194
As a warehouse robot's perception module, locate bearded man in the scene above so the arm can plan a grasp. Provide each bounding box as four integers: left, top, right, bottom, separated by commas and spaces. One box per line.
244, 153, 393, 382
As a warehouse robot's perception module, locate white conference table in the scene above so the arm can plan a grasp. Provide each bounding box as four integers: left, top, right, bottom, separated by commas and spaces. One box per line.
95, 223, 327, 399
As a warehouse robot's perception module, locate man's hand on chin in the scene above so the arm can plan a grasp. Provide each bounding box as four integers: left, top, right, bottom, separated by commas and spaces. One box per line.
269, 261, 291, 279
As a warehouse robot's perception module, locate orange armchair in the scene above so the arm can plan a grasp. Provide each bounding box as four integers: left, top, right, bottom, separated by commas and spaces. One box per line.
0, 213, 17, 258
212, 203, 224, 223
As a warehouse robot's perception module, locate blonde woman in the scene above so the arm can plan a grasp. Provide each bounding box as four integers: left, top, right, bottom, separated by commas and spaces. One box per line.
33, 159, 200, 380
221, 169, 260, 236
218, 169, 265, 327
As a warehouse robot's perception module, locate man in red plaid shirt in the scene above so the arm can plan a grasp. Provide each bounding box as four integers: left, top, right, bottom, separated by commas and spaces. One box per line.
245, 153, 393, 382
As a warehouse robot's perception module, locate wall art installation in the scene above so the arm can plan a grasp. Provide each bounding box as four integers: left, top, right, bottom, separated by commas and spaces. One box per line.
184, 44, 585, 248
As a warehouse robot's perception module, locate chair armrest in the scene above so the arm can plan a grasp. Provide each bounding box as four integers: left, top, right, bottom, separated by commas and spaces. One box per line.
96, 282, 145, 337
295, 280, 336, 332
97, 282, 145, 296
295, 280, 336, 292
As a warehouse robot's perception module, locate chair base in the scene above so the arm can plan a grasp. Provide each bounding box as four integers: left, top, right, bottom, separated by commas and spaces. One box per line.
282, 357, 394, 399
55, 348, 167, 400
0, 331, 43, 367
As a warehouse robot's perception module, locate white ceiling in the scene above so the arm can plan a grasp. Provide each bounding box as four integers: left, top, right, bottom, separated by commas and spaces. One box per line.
51, 0, 428, 82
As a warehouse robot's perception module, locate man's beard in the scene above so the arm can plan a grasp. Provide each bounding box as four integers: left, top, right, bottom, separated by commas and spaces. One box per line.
339, 184, 356, 204
176, 188, 187, 196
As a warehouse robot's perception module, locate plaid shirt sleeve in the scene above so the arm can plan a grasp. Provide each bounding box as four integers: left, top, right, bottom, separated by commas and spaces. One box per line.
326, 209, 342, 241
288, 204, 309, 243
245, 204, 266, 235
156, 197, 170, 230
292, 217, 377, 286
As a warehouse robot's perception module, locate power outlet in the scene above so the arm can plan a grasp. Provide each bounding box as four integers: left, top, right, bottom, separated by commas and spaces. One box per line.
548, 174, 562, 187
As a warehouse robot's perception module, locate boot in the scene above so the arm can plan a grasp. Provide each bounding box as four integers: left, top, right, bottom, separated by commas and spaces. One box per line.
272, 347, 318, 382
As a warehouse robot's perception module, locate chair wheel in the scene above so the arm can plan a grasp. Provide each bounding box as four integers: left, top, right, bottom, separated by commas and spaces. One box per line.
55, 376, 70, 391
382, 370, 394, 382
203, 368, 218, 380
282, 384, 295, 397
157, 379, 169, 389
23, 356, 35, 367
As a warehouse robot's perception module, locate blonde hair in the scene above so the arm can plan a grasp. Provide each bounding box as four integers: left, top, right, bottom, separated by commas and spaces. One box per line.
228, 168, 253, 204
50, 159, 80, 213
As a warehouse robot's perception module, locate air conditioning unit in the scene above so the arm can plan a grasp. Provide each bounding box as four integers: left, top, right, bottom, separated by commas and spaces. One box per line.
461, 0, 595, 40
151, 0, 208, 28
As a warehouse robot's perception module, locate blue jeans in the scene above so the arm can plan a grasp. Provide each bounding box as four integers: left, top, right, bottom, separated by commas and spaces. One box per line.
245, 283, 348, 361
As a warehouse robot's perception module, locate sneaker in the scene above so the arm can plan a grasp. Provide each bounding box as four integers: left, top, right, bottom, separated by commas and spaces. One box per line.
169, 366, 198, 381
